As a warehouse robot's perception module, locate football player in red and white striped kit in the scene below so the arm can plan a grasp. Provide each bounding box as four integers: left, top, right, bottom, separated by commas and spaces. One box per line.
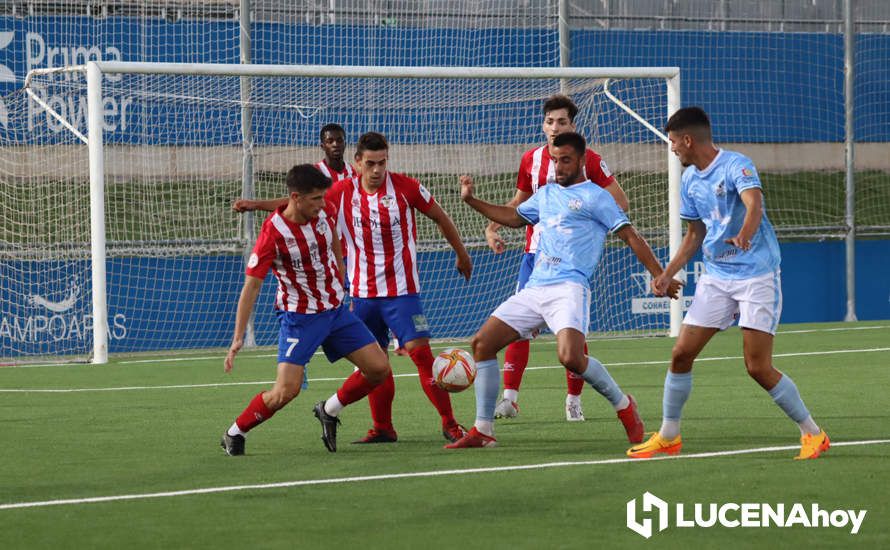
221, 164, 391, 455
486, 95, 640, 432
236, 132, 473, 444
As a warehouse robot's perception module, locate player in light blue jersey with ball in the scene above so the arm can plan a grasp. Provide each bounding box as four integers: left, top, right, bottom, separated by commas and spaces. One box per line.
447, 132, 682, 448
627, 107, 829, 460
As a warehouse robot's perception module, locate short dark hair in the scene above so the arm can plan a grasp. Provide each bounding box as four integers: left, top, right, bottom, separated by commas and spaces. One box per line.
319, 123, 345, 141
355, 131, 389, 157
665, 106, 712, 138
286, 164, 332, 195
543, 94, 578, 122
552, 131, 586, 156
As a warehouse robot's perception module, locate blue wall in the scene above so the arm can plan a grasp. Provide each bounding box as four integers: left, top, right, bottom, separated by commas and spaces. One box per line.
2, 18, 889, 144
3, 240, 887, 357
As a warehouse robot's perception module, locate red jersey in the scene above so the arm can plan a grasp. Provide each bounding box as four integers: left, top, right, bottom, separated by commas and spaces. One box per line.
245, 205, 344, 314
516, 145, 616, 253
326, 172, 434, 298
315, 160, 357, 182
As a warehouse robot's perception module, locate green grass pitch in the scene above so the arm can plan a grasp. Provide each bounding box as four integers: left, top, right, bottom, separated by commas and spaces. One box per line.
1, 321, 888, 549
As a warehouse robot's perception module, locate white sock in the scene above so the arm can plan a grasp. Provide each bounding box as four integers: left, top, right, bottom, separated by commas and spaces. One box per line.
613, 394, 630, 412
660, 419, 681, 440
798, 415, 820, 436
324, 393, 344, 417
227, 423, 246, 437
474, 419, 494, 437
503, 389, 519, 403
566, 393, 581, 405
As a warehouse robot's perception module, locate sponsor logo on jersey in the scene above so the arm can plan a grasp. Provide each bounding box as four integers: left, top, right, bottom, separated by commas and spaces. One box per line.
379, 194, 396, 209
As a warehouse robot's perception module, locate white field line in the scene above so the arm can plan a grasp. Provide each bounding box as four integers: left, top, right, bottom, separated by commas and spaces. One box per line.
2, 346, 889, 394
5, 324, 889, 369
1, 439, 888, 512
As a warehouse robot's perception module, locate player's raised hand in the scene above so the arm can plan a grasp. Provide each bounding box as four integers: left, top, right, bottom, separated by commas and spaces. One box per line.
224, 338, 243, 373
459, 174, 475, 202
455, 251, 473, 281
485, 226, 506, 254
231, 198, 255, 213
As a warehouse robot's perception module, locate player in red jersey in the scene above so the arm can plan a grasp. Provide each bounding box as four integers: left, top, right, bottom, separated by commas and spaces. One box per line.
221, 164, 391, 455
486, 94, 632, 425
314, 123, 357, 182
235, 132, 473, 444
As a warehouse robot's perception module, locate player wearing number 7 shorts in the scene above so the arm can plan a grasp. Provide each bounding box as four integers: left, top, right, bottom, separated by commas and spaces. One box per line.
220, 164, 390, 455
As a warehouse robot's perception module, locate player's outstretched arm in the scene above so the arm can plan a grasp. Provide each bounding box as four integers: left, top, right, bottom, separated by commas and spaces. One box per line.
329, 220, 347, 286
485, 188, 531, 254
615, 224, 683, 299
232, 197, 289, 213
460, 175, 527, 228
653, 219, 706, 295
423, 201, 473, 281
225, 275, 263, 373
724, 188, 763, 251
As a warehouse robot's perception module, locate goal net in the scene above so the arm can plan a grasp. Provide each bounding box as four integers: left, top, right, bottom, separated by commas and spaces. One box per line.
1, 63, 679, 363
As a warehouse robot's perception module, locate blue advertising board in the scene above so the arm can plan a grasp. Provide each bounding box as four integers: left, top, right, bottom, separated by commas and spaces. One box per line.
2, 240, 887, 358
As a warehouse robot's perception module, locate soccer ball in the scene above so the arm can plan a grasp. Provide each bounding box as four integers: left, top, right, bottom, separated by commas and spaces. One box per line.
433, 348, 476, 393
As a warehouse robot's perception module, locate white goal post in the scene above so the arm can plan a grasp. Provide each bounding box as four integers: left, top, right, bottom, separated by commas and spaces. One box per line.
15, 61, 681, 364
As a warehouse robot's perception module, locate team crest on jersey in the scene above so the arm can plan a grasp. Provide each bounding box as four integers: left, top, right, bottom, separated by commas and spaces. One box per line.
600, 159, 612, 178
352, 197, 361, 207
379, 195, 396, 209
247, 253, 259, 268
568, 198, 583, 211
715, 181, 726, 197
285, 237, 298, 248
316, 220, 331, 239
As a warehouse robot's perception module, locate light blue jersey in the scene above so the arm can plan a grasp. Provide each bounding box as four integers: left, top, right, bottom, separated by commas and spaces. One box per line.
517, 180, 629, 288
680, 149, 781, 279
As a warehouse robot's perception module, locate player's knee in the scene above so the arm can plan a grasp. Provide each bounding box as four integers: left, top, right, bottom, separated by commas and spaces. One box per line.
470, 332, 494, 361
557, 349, 585, 372
364, 356, 391, 384
671, 345, 696, 370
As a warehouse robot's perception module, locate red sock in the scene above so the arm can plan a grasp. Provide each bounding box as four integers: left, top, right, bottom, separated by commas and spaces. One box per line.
366, 371, 395, 431
235, 392, 275, 433
336, 369, 379, 406
503, 339, 530, 391
409, 345, 455, 425
567, 342, 590, 396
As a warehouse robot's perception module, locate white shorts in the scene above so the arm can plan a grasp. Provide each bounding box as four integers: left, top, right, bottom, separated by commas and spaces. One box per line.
491, 282, 591, 340
683, 270, 782, 335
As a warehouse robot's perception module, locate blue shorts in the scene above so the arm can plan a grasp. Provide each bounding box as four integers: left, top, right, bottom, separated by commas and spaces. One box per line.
276, 305, 377, 370
516, 252, 536, 293
351, 294, 431, 349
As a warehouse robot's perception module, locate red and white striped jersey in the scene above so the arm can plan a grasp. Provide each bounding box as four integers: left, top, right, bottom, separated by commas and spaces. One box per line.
516, 145, 616, 253
245, 205, 344, 314
315, 159, 357, 182
326, 172, 435, 298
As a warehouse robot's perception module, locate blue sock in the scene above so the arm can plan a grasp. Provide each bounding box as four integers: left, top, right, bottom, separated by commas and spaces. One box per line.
474, 359, 500, 423
768, 373, 810, 423
663, 371, 692, 421
581, 356, 624, 407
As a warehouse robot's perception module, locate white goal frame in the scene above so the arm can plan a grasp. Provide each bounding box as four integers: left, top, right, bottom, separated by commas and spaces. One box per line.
26, 61, 682, 364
